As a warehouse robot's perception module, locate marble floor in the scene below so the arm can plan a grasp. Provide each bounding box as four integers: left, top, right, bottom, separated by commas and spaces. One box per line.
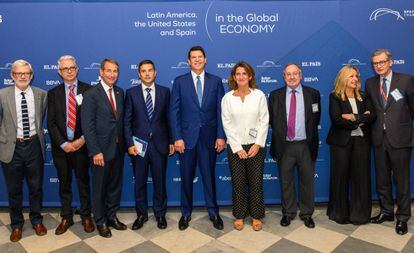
0, 205, 413, 253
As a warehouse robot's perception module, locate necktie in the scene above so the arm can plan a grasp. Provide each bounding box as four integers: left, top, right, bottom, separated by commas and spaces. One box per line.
287, 89, 296, 140
67, 85, 76, 131
196, 75, 202, 105
108, 88, 117, 118
381, 77, 388, 107
21, 92, 30, 139
145, 88, 154, 120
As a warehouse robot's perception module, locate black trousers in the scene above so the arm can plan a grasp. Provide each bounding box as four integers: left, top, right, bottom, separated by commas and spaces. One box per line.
92, 145, 124, 225
278, 141, 314, 219
374, 134, 411, 222
1, 138, 44, 229
327, 136, 371, 224
52, 146, 91, 220
227, 144, 266, 219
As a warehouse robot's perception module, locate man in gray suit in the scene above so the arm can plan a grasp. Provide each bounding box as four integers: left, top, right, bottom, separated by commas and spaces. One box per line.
0, 60, 47, 242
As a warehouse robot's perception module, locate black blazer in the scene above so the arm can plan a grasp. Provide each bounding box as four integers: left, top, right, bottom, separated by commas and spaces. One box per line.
326, 92, 376, 146
365, 72, 414, 148
47, 81, 91, 149
81, 82, 125, 161
124, 84, 171, 155
269, 85, 321, 161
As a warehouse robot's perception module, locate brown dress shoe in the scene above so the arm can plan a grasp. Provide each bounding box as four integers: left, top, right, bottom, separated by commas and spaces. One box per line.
82, 218, 95, 233
55, 219, 74, 235
33, 223, 47, 236
10, 228, 22, 242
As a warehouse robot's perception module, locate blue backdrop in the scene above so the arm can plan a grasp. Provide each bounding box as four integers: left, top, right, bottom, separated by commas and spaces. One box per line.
0, 0, 414, 207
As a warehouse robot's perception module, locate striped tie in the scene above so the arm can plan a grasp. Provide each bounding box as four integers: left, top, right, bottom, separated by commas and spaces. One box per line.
67, 85, 76, 131
21, 92, 30, 139
145, 88, 154, 120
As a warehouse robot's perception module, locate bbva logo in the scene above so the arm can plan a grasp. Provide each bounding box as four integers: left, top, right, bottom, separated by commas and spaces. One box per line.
370, 8, 405, 21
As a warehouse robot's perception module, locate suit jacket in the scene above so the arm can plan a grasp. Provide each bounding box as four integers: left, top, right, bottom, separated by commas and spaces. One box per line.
124, 84, 171, 155
365, 72, 414, 148
81, 82, 125, 161
269, 85, 321, 161
326, 92, 376, 146
169, 72, 225, 149
0, 85, 47, 163
47, 81, 91, 151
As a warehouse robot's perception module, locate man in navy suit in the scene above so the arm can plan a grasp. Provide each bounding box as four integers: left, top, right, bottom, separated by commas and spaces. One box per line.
169, 46, 226, 230
124, 60, 174, 230
81, 58, 126, 238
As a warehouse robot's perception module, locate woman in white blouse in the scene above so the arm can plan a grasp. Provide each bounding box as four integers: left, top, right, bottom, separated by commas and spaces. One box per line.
221, 61, 269, 231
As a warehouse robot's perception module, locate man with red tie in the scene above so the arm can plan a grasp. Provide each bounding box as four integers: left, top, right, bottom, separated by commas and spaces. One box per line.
81, 58, 126, 238
47, 55, 94, 235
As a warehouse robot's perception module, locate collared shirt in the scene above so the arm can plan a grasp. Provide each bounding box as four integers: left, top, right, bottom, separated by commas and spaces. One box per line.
348, 98, 364, 137
65, 80, 78, 141
101, 80, 117, 110
286, 84, 306, 141
221, 88, 269, 153
191, 70, 205, 95
141, 82, 155, 108
15, 86, 36, 138
381, 71, 393, 97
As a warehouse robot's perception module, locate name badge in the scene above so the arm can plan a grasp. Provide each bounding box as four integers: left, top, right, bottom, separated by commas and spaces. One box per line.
249, 128, 258, 138
390, 89, 403, 102
75, 94, 83, 105
312, 103, 319, 113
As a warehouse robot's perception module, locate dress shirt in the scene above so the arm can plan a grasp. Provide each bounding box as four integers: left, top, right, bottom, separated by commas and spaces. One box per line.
101, 80, 117, 110
286, 84, 306, 141
348, 98, 364, 137
381, 71, 393, 97
141, 82, 155, 107
15, 86, 36, 138
65, 81, 78, 141
221, 88, 269, 153
191, 70, 205, 95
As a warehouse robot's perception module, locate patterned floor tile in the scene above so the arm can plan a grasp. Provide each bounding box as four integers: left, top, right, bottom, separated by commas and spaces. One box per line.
130, 215, 177, 240
20, 229, 81, 253
332, 237, 398, 253
218, 226, 281, 253
68, 221, 99, 240
0, 226, 12, 245
192, 214, 234, 238
151, 227, 214, 253
285, 225, 347, 253
262, 238, 319, 253
0, 242, 27, 253
351, 223, 412, 251
49, 241, 97, 253
192, 240, 243, 253
402, 235, 414, 253
261, 212, 305, 237
120, 241, 169, 253
314, 212, 359, 236
84, 229, 145, 253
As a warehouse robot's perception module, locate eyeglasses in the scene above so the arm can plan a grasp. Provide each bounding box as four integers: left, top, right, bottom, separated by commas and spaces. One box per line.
60, 66, 77, 72
285, 72, 300, 78
372, 60, 389, 67
13, 72, 32, 77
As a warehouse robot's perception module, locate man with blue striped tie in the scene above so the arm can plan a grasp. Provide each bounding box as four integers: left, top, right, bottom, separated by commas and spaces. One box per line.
124, 60, 174, 230
0, 60, 47, 242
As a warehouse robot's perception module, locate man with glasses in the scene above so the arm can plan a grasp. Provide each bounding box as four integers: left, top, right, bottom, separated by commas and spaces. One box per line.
47, 55, 94, 235
268, 63, 321, 229
0, 60, 47, 242
366, 49, 414, 235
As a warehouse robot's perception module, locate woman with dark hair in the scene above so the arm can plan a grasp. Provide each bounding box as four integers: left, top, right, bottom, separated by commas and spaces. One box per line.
326, 65, 375, 225
221, 61, 269, 231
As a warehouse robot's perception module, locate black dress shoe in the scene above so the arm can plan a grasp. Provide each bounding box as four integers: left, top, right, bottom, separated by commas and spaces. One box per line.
97, 224, 112, 238
156, 216, 167, 229
210, 215, 224, 230
178, 216, 191, 230
370, 213, 394, 224
302, 217, 315, 228
131, 216, 148, 230
280, 216, 292, 227
107, 218, 127, 230
396, 220, 408, 235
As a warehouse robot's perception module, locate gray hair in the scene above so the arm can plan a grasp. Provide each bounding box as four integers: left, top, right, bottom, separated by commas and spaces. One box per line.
10, 59, 33, 77
371, 49, 393, 61
57, 55, 77, 68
